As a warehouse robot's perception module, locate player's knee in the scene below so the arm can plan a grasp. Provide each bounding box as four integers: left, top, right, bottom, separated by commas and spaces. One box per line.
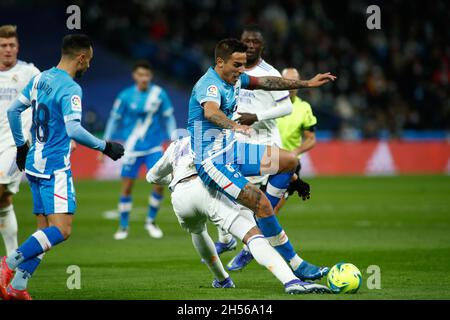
283, 152, 298, 172
255, 195, 273, 218
61, 227, 72, 240
242, 226, 261, 244
55, 225, 72, 240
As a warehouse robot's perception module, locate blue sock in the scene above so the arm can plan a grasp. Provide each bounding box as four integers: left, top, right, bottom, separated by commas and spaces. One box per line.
147, 192, 163, 222
119, 196, 132, 229
6, 226, 64, 270
265, 173, 293, 208
11, 253, 45, 290
257, 215, 297, 262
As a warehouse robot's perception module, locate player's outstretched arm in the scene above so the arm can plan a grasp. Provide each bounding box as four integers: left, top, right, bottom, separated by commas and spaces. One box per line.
249, 72, 337, 90
237, 95, 293, 125
7, 99, 31, 171
146, 141, 175, 185
203, 101, 251, 135
65, 119, 124, 160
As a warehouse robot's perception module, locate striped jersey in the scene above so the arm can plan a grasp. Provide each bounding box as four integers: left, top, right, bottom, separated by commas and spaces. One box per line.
106, 84, 174, 156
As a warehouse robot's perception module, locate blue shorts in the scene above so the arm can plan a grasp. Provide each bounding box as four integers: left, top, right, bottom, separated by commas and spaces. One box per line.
121, 152, 163, 179
196, 142, 266, 200
27, 170, 76, 215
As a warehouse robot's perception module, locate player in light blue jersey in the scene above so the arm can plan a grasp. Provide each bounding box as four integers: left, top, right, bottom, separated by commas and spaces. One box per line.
0, 34, 124, 300
188, 39, 335, 284
103, 60, 176, 240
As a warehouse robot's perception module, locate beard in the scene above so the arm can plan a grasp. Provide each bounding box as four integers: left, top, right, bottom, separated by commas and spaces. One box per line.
75, 68, 86, 79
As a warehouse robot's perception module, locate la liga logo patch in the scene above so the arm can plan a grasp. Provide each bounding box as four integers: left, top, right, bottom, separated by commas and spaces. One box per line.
71, 95, 82, 111
206, 85, 218, 97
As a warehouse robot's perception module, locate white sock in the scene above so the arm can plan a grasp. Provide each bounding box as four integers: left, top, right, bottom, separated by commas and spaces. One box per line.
217, 227, 233, 244
0, 205, 18, 255
247, 235, 297, 285
192, 230, 229, 281
289, 254, 304, 270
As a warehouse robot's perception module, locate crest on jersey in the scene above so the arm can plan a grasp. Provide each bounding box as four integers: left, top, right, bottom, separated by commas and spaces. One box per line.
12, 74, 19, 82
206, 85, 218, 97
71, 95, 82, 111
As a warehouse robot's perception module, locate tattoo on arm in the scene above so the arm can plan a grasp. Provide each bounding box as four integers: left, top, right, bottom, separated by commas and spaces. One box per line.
237, 184, 263, 213
208, 113, 236, 130
256, 76, 310, 90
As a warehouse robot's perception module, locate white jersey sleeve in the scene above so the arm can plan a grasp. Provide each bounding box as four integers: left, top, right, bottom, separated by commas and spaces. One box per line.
236, 60, 291, 146
146, 142, 175, 185
146, 136, 198, 191
0, 61, 40, 150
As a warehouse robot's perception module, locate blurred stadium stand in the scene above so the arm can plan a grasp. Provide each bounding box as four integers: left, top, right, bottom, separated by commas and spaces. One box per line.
1, 0, 448, 141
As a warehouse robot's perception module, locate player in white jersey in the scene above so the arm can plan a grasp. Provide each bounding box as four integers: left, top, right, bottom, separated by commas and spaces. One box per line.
146, 136, 330, 294
0, 25, 40, 256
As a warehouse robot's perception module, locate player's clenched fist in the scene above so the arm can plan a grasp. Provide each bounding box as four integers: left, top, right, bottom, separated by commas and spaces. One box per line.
15, 143, 29, 171
103, 141, 125, 160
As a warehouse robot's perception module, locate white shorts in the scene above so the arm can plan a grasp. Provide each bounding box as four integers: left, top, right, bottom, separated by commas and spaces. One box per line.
171, 177, 256, 239
0, 145, 22, 194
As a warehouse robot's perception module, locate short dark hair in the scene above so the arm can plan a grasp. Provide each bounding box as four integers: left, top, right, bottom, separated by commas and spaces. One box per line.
61, 34, 92, 56
215, 38, 247, 62
242, 24, 264, 37
132, 60, 152, 72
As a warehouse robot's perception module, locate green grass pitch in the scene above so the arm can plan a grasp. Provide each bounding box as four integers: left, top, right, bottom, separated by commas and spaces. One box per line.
9, 175, 450, 300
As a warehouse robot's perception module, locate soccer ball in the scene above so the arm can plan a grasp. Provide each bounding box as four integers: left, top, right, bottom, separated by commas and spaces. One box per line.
327, 263, 362, 294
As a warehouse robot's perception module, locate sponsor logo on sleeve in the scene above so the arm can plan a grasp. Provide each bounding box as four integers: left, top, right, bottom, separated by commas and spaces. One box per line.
71, 95, 82, 111
206, 85, 218, 97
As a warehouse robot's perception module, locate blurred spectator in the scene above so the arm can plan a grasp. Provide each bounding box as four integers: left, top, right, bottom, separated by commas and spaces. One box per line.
74, 0, 449, 138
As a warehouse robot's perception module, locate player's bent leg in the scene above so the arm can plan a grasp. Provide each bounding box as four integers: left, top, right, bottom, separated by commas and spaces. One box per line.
8, 215, 49, 301
274, 196, 287, 214
257, 146, 298, 208
47, 213, 73, 240
214, 227, 237, 255
236, 183, 273, 218
236, 185, 312, 276
226, 219, 329, 294
171, 179, 235, 288
259, 145, 298, 175
191, 230, 234, 288
197, 161, 324, 280
0, 190, 18, 255
229, 222, 299, 286
1, 215, 68, 300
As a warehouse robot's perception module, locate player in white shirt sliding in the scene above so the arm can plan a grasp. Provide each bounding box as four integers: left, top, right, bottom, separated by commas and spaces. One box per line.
146, 136, 330, 294
0, 25, 40, 255
214, 26, 328, 280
